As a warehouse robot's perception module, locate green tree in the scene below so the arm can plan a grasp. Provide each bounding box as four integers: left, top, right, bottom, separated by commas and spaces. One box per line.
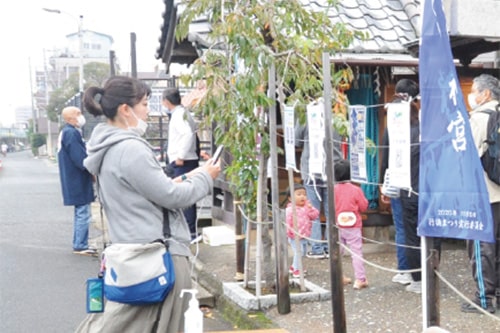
177, 0, 364, 213
177, 0, 365, 286
30, 133, 46, 157
46, 62, 111, 121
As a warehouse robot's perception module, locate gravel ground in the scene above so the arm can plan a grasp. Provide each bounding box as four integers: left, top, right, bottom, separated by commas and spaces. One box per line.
263, 242, 500, 333
193, 237, 500, 333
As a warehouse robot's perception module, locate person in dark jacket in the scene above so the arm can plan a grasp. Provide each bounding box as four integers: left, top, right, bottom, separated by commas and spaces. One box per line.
381, 79, 441, 294
380, 79, 419, 287
57, 106, 96, 256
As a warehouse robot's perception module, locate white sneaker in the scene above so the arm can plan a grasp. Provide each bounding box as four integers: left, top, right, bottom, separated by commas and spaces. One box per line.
405, 280, 422, 294
392, 273, 413, 285
190, 234, 203, 244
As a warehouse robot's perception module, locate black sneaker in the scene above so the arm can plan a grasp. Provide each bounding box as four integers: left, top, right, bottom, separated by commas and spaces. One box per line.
306, 251, 326, 259
461, 301, 496, 314
324, 250, 329, 258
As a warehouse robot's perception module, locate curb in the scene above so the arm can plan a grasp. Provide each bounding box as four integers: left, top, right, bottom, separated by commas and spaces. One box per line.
192, 258, 278, 331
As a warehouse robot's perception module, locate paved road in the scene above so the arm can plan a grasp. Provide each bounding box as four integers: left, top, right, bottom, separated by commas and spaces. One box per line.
0, 151, 99, 332
0, 150, 235, 333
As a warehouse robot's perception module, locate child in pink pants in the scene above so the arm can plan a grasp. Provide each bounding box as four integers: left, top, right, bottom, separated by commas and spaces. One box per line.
334, 159, 369, 289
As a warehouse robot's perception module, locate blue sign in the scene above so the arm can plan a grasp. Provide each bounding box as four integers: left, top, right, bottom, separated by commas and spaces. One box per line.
418, 0, 494, 242
349, 105, 368, 183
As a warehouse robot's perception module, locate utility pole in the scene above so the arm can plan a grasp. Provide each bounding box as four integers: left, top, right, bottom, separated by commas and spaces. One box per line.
109, 50, 116, 76
131, 32, 137, 78
42, 8, 84, 109
78, 14, 84, 109
28, 57, 38, 134
43, 49, 53, 158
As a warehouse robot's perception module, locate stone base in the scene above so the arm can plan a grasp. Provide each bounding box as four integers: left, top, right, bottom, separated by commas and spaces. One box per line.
223, 279, 330, 311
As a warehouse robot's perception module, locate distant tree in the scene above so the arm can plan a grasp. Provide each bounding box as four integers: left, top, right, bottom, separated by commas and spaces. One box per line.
46, 62, 111, 121
30, 133, 46, 156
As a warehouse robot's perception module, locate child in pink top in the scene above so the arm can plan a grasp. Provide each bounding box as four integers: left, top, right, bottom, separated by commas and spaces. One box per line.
334, 159, 369, 289
285, 184, 320, 278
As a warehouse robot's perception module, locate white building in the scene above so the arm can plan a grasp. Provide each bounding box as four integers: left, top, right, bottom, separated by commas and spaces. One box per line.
14, 106, 32, 128
33, 30, 114, 157
47, 30, 114, 87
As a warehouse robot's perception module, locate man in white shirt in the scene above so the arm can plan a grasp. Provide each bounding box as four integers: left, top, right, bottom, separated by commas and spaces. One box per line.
162, 87, 200, 240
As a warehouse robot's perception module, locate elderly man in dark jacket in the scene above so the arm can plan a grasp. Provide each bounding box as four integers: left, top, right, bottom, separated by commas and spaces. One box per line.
57, 106, 96, 256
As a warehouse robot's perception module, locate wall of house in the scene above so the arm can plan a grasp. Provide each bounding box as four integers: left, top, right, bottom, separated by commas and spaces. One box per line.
67, 31, 113, 59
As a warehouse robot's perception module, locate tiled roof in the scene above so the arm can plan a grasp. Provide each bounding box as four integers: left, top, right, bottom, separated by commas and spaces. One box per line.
300, 0, 420, 54
157, 0, 421, 64
158, 0, 500, 67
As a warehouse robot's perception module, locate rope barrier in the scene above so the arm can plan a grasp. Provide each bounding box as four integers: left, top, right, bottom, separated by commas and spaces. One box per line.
233, 202, 500, 324
236, 202, 421, 251
434, 270, 500, 321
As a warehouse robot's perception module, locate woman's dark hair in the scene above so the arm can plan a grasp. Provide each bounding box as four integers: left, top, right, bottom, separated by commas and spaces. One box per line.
83, 76, 151, 119
392, 79, 420, 125
334, 159, 351, 182
162, 87, 182, 106
395, 78, 419, 99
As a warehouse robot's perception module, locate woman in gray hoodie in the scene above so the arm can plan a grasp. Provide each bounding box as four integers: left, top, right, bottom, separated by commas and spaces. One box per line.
76, 76, 220, 333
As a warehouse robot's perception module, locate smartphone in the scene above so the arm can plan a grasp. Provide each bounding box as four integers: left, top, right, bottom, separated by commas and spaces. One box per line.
86, 278, 104, 313
212, 145, 224, 164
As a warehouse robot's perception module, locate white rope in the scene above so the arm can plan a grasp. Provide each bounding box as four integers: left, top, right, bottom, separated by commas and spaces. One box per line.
236, 202, 422, 251
434, 270, 500, 321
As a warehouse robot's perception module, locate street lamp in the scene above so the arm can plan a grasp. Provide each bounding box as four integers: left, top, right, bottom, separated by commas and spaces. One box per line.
42, 8, 84, 97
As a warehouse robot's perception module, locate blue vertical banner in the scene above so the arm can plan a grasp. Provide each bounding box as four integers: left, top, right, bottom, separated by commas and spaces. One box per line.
418, 0, 494, 242
348, 105, 368, 183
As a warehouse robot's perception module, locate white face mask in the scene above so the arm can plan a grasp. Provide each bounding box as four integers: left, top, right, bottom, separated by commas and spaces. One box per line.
468, 92, 485, 110
76, 115, 86, 128
129, 109, 148, 136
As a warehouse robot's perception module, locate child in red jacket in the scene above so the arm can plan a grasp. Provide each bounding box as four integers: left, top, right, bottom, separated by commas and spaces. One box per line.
285, 184, 320, 278
334, 159, 369, 289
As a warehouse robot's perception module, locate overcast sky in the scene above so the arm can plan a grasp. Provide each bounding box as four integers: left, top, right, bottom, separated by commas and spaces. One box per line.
0, 0, 167, 125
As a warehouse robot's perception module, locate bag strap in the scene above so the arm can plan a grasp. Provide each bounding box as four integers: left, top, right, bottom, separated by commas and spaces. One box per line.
479, 109, 494, 116
95, 176, 110, 251
162, 208, 171, 238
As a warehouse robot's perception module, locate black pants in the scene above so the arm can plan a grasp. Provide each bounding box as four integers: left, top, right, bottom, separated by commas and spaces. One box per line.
466, 201, 500, 307
171, 159, 199, 238
400, 193, 441, 282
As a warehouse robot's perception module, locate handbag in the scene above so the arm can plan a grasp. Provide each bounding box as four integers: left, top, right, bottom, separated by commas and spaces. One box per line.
337, 212, 357, 228
102, 240, 175, 305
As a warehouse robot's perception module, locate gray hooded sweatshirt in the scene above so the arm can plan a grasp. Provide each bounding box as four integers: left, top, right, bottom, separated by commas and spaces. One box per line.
84, 123, 213, 257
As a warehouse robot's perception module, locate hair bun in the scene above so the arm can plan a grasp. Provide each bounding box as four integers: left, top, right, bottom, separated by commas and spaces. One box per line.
94, 93, 102, 104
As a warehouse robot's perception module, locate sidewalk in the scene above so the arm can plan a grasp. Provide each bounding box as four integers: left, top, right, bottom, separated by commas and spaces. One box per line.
89, 203, 500, 332
190, 225, 500, 333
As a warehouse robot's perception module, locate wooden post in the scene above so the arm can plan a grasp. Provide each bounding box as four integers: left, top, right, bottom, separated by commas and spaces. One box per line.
424, 237, 440, 327
269, 62, 291, 314
234, 197, 245, 281
323, 52, 347, 333
255, 154, 264, 297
